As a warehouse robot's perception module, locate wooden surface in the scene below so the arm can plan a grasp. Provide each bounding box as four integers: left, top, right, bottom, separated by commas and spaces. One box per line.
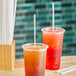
0, 56, 76, 76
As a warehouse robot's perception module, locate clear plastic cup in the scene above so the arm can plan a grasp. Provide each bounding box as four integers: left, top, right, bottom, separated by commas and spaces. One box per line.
42, 27, 65, 70
22, 43, 48, 76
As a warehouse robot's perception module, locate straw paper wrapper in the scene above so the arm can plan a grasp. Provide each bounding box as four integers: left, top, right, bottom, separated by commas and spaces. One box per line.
2, 0, 7, 44
0, 0, 2, 44
6, 0, 17, 45
13, 0, 17, 24
58, 65, 76, 75
12, 0, 17, 43
6, 0, 13, 45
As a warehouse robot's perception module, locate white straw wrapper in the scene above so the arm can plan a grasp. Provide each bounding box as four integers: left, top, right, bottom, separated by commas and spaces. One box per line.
2, 0, 7, 44
6, 0, 17, 45
12, 0, 17, 42
0, 0, 2, 44
61, 68, 76, 75
6, 0, 12, 45
58, 65, 76, 75
0, 0, 17, 45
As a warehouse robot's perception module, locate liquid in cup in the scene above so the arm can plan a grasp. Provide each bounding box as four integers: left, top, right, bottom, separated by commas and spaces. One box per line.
22, 43, 48, 76
42, 27, 65, 70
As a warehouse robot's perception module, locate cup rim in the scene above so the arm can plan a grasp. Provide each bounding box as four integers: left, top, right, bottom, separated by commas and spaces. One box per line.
41, 27, 65, 34
22, 43, 48, 51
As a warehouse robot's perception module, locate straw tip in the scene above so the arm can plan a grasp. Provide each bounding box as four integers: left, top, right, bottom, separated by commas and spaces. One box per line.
34, 14, 36, 16
52, 2, 54, 4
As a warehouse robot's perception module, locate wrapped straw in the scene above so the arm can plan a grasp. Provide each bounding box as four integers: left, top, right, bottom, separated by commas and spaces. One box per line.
58, 65, 76, 75
0, 0, 17, 45
6, 0, 17, 45
0, 0, 2, 44
12, 0, 17, 43
6, 0, 13, 45
2, 0, 7, 44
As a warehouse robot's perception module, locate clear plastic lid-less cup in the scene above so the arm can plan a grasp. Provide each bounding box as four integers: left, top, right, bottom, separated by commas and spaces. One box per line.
22, 43, 48, 76
41, 27, 65, 70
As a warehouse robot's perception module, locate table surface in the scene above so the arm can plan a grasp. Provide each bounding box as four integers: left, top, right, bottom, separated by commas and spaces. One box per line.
0, 56, 76, 76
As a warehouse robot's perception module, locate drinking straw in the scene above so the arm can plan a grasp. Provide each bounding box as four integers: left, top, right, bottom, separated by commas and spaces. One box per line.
13, 0, 17, 19
58, 65, 76, 75
34, 14, 36, 45
10, 0, 15, 45
10, 0, 17, 45
2, 0, 7, 44
6, 0, 12, 45
8, 0, 17, 45
0, 0, 2, 44
6, 0, 17, 45
52, 2, 55, 31
61, 68, 76, 75
12, 0, 17, 42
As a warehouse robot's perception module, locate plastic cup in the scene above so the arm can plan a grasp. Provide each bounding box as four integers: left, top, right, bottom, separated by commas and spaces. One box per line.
41, 27, 65, 70
22, 43, 48, 76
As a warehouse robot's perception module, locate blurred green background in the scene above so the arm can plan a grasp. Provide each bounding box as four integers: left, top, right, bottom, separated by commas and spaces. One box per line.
14, 0, 76, 59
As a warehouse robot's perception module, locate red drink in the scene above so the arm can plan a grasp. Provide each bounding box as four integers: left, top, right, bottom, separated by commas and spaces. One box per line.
22, 43, 48, 76
42, 27, 65, 70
